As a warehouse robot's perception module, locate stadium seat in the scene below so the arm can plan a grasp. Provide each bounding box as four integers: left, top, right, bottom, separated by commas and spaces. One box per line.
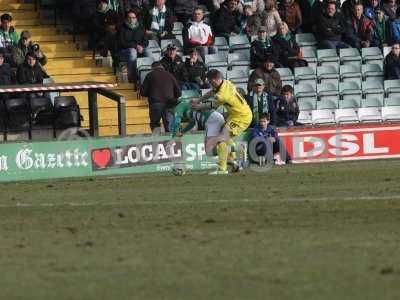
294, 66, 316, 87
235, 82, 248, 93
214, 37, 229, 54
362, 80, 384, 99
362, 47, 383, 64
335, 108, 359, 124
30, 97, 54, 127
298, 97, 316, 110
312, 109, 336, 125
339, 98, 360, 108
317, 65, 339, 85
339, 48, 361, 66
362, 63, 384, 82
384, 80, 400, 98
317, 82, 339, 101
339, 81, 362, 100
294, 83, 317, 100
302, 48, 317, 71
317, 49, 340, 67
229, 35, 250, 52
382, 106, 400, 121
340, 64, 362, 84
172, 22, 184, 36
297, 110, 313, 125
204, 53, 228, 68
358, 107, 382, 122
213, 66, 228, 78
384, 97, 400, 106
228, 52, 250, 68
148, 39, 161, 55
5, 98, 30, 131
316, 98, 339, 110
296, 33, 317, 47
136, 56, 155, 77
53, 96, 81, 129
361, 97, 383, 108
180, 90, 200, 99
276, 68, 294, 86
227, 69, 248, 84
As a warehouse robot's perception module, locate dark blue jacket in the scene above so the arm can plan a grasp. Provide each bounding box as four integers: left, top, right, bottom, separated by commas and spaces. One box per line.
251, 124, 278, 140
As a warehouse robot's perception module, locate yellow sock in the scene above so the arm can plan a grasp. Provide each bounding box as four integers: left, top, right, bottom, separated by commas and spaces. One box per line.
227, 139, 236, 162
216, 142, 229, 171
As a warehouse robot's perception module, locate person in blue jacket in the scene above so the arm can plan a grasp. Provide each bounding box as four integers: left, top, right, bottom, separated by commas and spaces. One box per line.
251, 113, 291, 165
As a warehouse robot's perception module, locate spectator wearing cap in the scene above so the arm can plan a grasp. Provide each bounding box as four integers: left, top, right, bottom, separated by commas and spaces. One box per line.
170, 0, 199, 24
373, 7, 389, 47
17, 51, 43, 85
343, 3, 375, 49
272, 22, 307, 70
278, 0, 302, 34
240, 5, 262, 36
140, 62, 181, 133
12, 31, 47, 68
117, 10, 151, 83
183, 7, 218, 60
0, 14, 18, 64
315, 2, 349, 49
275, 85, 299, 127
260, 0, 282, 37
245, 78, 276, 127
179, 49, 210, 90
90, 0, 120, 57
145, 0, 175, 42
248, 55, 282, 96
211, 0, 243, 39
250, 26, 273, 69
160, 44, 184, 80
384, 43, 400, 79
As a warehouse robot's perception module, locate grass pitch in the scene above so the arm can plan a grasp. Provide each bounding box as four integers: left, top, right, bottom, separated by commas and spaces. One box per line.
1, 160, 400, 299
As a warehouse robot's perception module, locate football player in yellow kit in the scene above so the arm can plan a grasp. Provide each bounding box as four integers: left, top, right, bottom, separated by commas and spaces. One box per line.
192, 69, 252, 175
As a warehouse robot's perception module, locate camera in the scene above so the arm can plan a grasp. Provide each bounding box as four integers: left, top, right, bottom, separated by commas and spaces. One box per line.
30, 43, 40, 52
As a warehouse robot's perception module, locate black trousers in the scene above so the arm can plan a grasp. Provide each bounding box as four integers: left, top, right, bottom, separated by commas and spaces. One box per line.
149, 101, 170, 132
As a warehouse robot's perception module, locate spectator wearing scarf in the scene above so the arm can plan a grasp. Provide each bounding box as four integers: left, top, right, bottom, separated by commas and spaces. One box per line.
145, 0, 175, 41
245, 78, 276, 127
183, 7, 217, 60
250, 26, 273, 68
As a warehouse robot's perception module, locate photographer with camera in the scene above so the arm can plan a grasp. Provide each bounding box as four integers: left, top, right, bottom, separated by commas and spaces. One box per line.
0, 13, 18, 64
12, 31, 47, 68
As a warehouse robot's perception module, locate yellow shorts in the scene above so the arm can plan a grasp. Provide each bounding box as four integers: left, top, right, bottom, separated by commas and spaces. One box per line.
225, 116, 251, 137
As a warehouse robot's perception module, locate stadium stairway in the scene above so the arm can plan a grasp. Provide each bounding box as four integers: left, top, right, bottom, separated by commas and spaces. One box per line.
4, 0, 151, 136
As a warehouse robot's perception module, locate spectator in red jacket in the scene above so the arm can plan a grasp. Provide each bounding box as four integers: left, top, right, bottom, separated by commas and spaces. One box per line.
343, 3, 375, 49
183, 7, 218, 60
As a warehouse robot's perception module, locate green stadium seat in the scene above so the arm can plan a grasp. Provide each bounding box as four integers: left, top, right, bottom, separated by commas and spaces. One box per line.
362, 47, 383, 64
317, 98, 339, 109
298, 110, 313, 125
339, 98, 360, 109
317, 65, 339, 86
212, 66, 228, 78
227, 69, 248, 84
361, 97, 383, 107
317, 49, 339, 67
172, 22, 184, 36
214, 37, 229, 54
298, 97, 316, 110
148, 39, 161, 55
301, 48, 317, 71
276, 68, 294, 87
362, 63, 384, 82
228, 52, 250, 68
340, 48, 361, 66
294, 66, 316, 87
384, 79, 400, 98
294, 83, 317, 100
335, 108, 359, 124
340, 64, 362, 85
384, 97, 400, 106
358, 107, 382, 122
229, 35, 250, 52
339, 81, 362, 100
362, 80, 384, 99
204, 53, 228, 68
317, 82, 339, 101
296, 33, 317, 47
312, 109, 336, 125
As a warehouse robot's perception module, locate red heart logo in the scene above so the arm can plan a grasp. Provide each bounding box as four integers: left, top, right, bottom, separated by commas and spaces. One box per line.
92, 149, 111, 169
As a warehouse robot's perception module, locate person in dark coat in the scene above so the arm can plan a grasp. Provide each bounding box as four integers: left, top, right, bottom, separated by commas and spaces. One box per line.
315, 2, 350, 49
179, 48, 210, 90
140, 62, 182, 132
250, 26, 273, 69
343, 3, 375, 49
272, 22, 307, 70
384, 43, 400, 79
275, 85, 299, 127
145, 0, 175, 42
211, 0, 242, 39
248, 55, 282, 96
17, 51, 43, 85
0, 51, 11, 101
160, 43, 184, 80
118, 10, 151, 83
246, 78, 276, 127
278, 0, 302, 33
170, 0, 198, 23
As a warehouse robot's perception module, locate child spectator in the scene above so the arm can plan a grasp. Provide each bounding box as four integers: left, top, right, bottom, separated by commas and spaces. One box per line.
183, 7, 217, 60
250, 26, 273, 69
240, 5, 261, 36
246, 78, 276, 127
179, 48, 209, 90
275, 85, 299, 127
278, 0, 302, 34
251, 113, 287, 165
260, 0, 282, 37
145, 0, 175, 42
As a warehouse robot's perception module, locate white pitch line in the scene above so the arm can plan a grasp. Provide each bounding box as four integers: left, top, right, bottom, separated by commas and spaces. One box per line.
0, 195, 399, 208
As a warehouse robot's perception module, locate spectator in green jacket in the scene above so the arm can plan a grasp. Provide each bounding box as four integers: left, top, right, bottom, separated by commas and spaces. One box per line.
0, 13, 18, 64
12, 31, 47, 67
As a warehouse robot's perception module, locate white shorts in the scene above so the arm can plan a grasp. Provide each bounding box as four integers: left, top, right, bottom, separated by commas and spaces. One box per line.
205, 111, 225, 138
